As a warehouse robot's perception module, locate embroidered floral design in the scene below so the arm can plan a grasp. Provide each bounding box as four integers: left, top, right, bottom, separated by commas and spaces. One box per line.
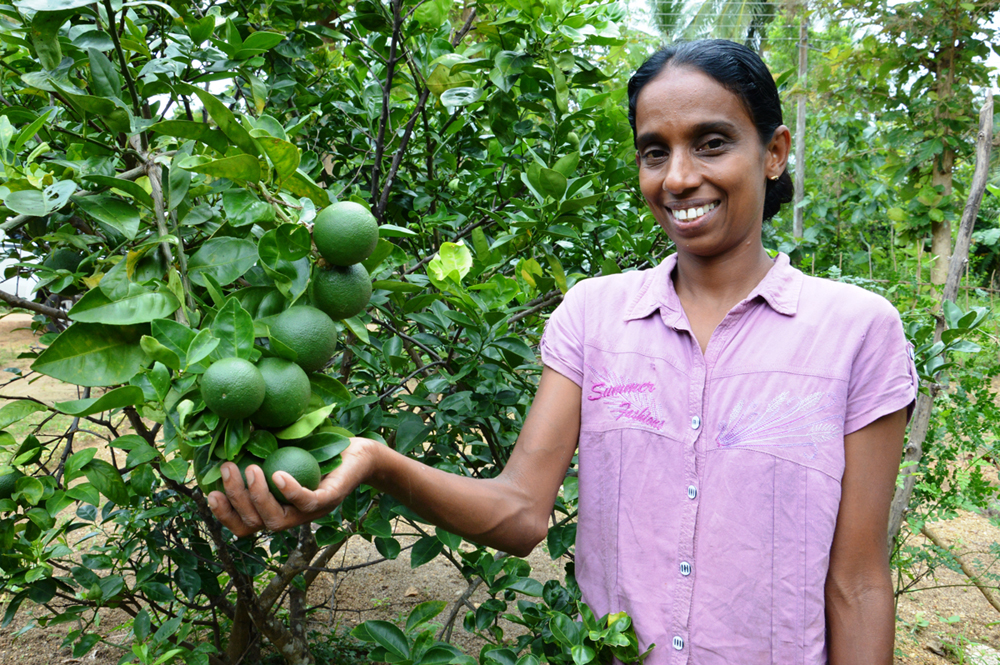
716, 391, 842, 449
586, 365, 664, 430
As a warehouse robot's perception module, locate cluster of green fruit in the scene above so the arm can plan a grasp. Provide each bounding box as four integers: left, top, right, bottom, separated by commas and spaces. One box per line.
196, 201, 377, 503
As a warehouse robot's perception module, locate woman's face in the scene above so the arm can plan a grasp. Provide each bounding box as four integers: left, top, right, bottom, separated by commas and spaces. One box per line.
634, 65, 788, 261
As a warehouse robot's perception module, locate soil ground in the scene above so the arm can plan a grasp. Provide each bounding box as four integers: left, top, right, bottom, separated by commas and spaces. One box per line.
2, 312, 1000, 664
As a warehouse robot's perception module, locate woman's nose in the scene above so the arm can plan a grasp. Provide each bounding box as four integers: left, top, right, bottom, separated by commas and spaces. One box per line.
662, 153, 701, 193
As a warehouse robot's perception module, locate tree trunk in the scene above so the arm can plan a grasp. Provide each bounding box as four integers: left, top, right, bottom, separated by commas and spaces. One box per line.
930, 43, 956, 285
793, 14, 807, 238
888, 94, 993, 546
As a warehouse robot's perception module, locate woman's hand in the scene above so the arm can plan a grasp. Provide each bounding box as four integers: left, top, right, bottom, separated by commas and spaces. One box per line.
207, 437, 377, 538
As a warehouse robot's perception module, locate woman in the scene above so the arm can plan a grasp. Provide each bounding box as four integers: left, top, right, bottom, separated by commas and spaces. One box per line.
208, 40, 917, 664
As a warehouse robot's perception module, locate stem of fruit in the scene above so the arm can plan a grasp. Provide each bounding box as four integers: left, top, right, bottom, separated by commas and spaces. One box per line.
257, 182, 294, 224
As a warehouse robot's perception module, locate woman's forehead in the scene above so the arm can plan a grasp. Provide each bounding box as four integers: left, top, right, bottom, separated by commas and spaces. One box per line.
634, 65, 755, 132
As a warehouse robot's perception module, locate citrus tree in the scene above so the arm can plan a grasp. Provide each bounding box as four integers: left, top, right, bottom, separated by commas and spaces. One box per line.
0, 0, 662, 663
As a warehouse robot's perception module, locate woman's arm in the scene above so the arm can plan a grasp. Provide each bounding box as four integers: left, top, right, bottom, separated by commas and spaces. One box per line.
825, 407, 908, 665
208, 367, 581, 557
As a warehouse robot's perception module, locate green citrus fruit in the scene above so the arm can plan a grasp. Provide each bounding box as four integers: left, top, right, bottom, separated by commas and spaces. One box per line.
201, 357, 267, 420
566, 131, 580, 148
312, 263, 372, 321
313, 201, 379, 267
262, 446, 321, 504
269, 306, 338, 373
251, 357, 312, 428
0, 470, 24, 500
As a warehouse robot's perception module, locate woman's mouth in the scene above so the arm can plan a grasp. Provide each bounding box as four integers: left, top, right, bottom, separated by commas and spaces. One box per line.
668, 200, 719, 226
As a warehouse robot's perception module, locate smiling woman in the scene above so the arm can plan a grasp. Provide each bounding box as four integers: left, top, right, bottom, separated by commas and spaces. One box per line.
209, 40, 917, 665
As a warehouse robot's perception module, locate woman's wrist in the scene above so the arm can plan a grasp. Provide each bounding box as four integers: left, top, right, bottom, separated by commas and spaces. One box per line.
350, 436, 390, 490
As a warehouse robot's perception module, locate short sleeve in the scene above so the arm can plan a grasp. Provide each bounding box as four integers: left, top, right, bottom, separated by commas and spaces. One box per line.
539, 281, 586, 386
844, 300, 918, 435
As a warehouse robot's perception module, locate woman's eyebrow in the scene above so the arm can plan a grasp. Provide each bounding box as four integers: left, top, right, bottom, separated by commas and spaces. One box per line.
635, 120, 741, 149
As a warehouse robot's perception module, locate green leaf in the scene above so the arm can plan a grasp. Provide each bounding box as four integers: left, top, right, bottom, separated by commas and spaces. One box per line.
15, 0, 94, 9
29, 9, 75, 70
527, 163, 567, 200
297, 432, 350, 463
274, 403, 336, 440
222, 189, 274, 227
183, 154, 261, 183
570, 645, 595, 665
254, 135, 300, 184
493, 337, 535, 363
405, 601, 447, 633
140, 336, 180, 371
33, 323, 149, 387
148, 120, 229, 154
74, 195, 141, 240
553, 152, 580, 177
378, 224, 419, 238
68, 284, 180, 324
428, 242, 473, 284
167, 161, 191, 212
14, 109, 54, 153
181, 84, 259, 156
186, 329, 219, 367
363, 621, 409, 660
341, 316, 370, 344
188, 237, 258, 287
395, 411, 431, 456
14, 476, 44, 505
82, 458, 130, 506
410, 536, 444, 568
0, 401, 48, 429
87, 48, 120, 99
414, 0, 453, 28
282, 169, 329, 206
210, 297, 256, 360
54, 386, 144, 417
276, 224, 312, 261
309, 374, 352, 406
81, 175, 154, 209
372, 280, 424, 293
4, 181, 75, 216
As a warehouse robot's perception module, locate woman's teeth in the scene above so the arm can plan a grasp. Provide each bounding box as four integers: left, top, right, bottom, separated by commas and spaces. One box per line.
673, 201, 718, 221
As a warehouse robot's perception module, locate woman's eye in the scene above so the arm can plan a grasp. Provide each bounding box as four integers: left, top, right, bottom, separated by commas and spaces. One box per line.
700, 138, 725, 151
642, 149, 667, 164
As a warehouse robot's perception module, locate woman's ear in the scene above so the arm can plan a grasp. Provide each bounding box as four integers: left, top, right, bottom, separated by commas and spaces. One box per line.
767, 125, 792, 178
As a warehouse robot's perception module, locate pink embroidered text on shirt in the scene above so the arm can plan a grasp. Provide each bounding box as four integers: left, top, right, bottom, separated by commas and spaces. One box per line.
610, 402, 665, 429
716, 391, 843, 449
588, 381, 656, 400
586, 366, 664, 430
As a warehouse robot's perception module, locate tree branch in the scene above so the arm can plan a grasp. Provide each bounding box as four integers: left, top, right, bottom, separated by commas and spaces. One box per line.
888, 94, 993, 545
0, 289, 68, 320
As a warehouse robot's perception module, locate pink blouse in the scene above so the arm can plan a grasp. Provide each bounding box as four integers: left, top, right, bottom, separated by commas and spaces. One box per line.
540, 253, 917, 664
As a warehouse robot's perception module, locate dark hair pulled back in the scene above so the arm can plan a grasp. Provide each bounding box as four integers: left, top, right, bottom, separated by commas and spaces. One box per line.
627, 39, 793, 222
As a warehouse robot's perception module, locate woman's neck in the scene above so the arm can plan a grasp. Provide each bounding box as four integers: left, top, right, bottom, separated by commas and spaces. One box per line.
673, 241, 775, 315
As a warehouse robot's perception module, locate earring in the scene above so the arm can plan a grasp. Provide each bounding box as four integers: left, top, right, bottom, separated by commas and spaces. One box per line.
768, 175, 779, 181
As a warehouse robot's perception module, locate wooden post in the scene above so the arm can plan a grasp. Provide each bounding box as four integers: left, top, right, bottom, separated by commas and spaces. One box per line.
793, 14, 808, 238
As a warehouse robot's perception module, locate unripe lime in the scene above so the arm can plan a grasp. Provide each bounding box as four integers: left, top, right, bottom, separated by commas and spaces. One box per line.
312, 263, 372, 321
313, 201, 379, 267
201, 358, 267, 420
251, 358, 312, 428
269, 306, 338, 373
262, 446, 321, 504
567, 131, 580, 147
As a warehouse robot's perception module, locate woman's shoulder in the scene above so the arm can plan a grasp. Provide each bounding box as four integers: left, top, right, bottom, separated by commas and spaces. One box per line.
797, 273, 901, 326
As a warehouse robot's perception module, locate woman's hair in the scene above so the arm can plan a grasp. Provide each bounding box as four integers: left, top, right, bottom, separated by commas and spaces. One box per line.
627, 39, 793, 221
